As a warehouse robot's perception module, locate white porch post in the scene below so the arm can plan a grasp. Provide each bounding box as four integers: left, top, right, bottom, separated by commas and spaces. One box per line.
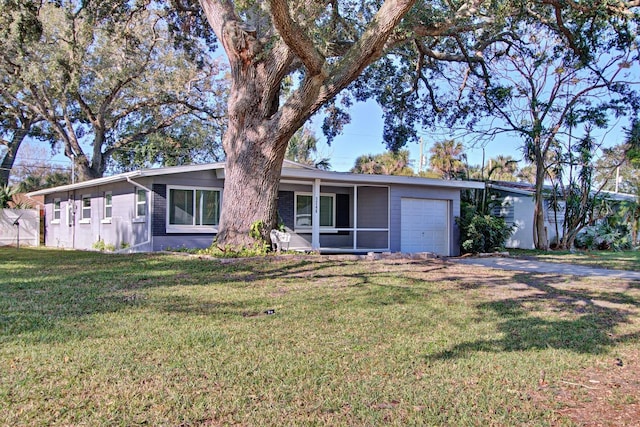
353, 185, 358, 250
311, 178, 320, 250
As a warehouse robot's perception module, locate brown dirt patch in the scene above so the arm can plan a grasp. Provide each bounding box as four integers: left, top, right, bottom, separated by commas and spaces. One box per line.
531, 348, 640, 426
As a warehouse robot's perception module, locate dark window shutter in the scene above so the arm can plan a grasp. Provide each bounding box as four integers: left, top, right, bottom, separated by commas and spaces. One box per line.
336, 194, 350, 228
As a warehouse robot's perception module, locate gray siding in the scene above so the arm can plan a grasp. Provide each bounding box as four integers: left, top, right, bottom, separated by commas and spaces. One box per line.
277, 191, 295, 229
152, 184, 167, 237
43, 181, 151, 251
149, 169, 223, 251
389, 185, 461, 256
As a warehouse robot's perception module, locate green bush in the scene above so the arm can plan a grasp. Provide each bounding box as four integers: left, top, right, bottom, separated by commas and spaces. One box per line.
575, 223, 633, 251
456, 211, 515, 254
92, 239, 116, 252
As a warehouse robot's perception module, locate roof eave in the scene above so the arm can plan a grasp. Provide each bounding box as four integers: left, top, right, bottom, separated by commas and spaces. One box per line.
281, 167, 485, 189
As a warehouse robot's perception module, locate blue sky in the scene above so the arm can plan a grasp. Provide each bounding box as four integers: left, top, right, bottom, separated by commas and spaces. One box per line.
14, 95, 630, 177
308, 99, 629, 173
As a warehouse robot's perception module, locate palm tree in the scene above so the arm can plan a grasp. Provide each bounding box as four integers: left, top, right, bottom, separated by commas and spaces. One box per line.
517, 164, 536, 183
285, 127, 331, 170
487, 155, 519, 181
351, 150, 413, 176
428, 140, 466, 180
0, 185, 18, 208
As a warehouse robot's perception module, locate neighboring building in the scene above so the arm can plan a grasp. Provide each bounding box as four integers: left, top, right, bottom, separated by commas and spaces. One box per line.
28, 161, 484, 255
488, 181, 637, 249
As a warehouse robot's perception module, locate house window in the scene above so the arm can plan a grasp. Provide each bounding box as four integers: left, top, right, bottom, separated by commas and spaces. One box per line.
104, 192, 112, 220
491, 197, 514, 224
136, 189, 147, 217
81, 195, 91, 222
167, 186, 221, 232
295, 193, 335, 228
52, 199, 61, 223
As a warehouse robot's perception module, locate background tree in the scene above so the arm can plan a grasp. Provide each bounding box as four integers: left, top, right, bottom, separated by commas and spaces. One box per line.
472, 28, 638, 249
109, 116, 225, 173
0, 1, 44, 186
0, 98, 43, 187
15, 171, 70, 193
547, 130, 613, 249
285, 126, 331, 170
485, 155, 520, 182
466, 155, 521, 181
351, 150, 413, 176
516, 164, 537, 184
1, 1, 227, 181
6, 144, 68, 186
428, 140, 466, 180
594, 120, 640, 195
166, 0, 640, 248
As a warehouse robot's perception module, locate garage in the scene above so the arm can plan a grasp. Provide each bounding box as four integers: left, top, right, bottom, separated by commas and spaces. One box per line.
400, 198, 450, 255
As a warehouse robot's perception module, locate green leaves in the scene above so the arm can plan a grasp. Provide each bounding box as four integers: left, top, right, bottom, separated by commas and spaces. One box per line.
457, 210, 515, 254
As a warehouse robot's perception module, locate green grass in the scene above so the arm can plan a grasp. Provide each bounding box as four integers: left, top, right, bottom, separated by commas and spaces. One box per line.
1, 248, 639, 426
510, 249, 640, 272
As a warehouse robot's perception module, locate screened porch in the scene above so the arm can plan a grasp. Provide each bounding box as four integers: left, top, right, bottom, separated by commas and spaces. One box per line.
277, 179, 390, 252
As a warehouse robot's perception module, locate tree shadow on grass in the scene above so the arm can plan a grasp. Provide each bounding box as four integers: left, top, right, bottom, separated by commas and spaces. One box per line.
2, 250, 436, 343
427, 272, 640, 360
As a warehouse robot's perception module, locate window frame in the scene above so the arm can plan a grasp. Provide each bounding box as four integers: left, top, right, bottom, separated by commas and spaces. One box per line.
135, 189, 147, 220
52, 198, 61, 223
102, 192, 112, 223
80, 194, 92, 223
294, 192, 336, 230
166, 185, 222, 233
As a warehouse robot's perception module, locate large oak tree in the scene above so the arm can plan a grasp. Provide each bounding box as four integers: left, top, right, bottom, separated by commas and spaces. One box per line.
178, 1, 638, 248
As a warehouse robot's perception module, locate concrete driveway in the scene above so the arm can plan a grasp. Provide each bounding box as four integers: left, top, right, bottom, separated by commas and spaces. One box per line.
452, 256, 640, 281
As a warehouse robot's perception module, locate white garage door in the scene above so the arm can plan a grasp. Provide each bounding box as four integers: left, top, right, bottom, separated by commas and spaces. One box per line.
401, 198, 450, 255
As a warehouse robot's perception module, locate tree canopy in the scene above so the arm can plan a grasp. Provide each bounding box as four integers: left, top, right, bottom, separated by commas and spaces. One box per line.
351, 150, 413, 176
285, 126, 331, 170
1, 0, 228, 182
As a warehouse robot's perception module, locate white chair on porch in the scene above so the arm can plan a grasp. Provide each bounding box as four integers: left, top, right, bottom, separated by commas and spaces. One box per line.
270, 229, 291, 252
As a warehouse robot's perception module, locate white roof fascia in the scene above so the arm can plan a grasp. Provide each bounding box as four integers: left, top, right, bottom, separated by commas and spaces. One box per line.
487, 183, 535, 196
28, 161, 483, 197
27, 162, 226, 197
280, 167, 485, 189
27, 171, 142, 196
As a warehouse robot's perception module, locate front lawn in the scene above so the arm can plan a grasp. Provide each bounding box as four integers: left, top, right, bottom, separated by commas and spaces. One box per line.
1, 248, 639, 425
510, 249, 640, 272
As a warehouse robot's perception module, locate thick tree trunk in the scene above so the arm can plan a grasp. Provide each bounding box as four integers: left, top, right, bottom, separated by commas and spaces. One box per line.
214, 43, 292, 248
216, 136, 286, 247
74, 154, 103, 182
0, 128, 29, 187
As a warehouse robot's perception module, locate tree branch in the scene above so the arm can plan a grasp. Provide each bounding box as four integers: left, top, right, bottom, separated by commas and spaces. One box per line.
325, 0, 417, 99
268, 0, 325, 76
